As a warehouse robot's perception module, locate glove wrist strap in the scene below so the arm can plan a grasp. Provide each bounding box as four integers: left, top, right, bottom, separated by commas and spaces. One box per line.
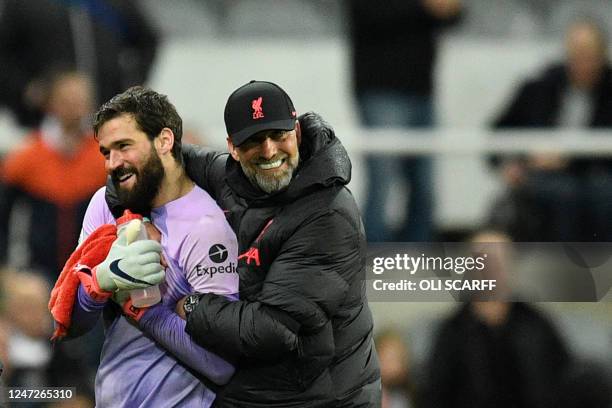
76, 265, 113, 302
122, 298, 148, 322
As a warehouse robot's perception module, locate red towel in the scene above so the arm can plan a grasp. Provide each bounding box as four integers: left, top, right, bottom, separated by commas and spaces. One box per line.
49, 224, 117, 340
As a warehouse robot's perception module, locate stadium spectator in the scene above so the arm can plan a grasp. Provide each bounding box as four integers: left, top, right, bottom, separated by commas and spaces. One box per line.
0, 71, 106, 281
348, 0, 463, 242
3, 271, 52, 390
107, 80, 381, 406
490, 19, 612, 241
61, 86, 238, 407
424, 301, 573, 408
1, 270, 94, 407
0, 0, 158, 127
422, 230, 571, 408
422, 229, 612, 407
376, 329, 415, 408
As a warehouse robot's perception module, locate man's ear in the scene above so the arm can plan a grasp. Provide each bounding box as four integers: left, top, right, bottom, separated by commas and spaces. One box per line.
155, 128, 174, 156
295, 120, 301, 145
227, 136, 240, 161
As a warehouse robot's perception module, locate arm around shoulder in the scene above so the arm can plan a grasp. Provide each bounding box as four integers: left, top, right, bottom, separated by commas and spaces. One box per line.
185, 294, 300, 363
182, 144, 227, 201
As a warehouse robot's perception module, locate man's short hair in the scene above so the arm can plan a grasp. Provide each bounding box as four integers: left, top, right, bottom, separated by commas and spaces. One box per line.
93, 86, 183, 164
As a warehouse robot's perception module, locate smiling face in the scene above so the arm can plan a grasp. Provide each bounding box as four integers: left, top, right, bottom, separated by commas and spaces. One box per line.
228, 123, 301, 194
97, 114, 165, 214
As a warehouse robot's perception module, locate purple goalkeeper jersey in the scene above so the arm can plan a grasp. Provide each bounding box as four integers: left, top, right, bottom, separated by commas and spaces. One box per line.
75, 185, 238, 408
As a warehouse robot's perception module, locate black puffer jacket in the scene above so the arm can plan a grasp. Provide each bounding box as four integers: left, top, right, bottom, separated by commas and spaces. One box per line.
183, 112, 380, 407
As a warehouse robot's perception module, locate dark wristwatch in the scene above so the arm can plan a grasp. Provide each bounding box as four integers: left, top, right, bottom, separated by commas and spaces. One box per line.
182, 294, 201, 318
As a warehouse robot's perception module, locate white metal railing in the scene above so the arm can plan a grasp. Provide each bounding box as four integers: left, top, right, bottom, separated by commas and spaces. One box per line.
344, 129, 612, 156
3, 126, 612, 158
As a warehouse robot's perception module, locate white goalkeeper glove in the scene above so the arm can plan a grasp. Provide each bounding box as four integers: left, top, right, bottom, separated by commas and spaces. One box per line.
94, 226, 165, 292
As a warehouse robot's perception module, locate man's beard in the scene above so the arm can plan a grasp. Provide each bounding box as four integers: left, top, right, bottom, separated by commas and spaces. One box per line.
111, 147, 165, 215
240, 152, 299, 194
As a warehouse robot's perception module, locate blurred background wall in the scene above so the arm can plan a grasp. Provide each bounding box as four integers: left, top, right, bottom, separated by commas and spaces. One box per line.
3, 0, 612, 230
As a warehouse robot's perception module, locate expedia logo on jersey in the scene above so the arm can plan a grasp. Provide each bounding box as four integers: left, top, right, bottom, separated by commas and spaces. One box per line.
192, 262, 238, 277
191, 244, 238, 276
209, 244, 229, 263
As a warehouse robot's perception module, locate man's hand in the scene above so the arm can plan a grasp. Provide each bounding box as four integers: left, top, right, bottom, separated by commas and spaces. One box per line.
176, 296, 188, 320
501, 160, 526, 187
528, 153, 568, 172
95, 228, 165, 292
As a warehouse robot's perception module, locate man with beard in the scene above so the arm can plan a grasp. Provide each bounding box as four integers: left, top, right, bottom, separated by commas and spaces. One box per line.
108, 81, 381, 407
66, 86, 239, 407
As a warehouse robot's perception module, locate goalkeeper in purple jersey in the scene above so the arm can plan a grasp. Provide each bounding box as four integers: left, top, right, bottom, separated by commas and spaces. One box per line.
67, 86, 238, 407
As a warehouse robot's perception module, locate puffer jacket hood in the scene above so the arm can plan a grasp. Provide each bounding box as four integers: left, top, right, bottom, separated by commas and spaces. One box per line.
225, 111, 351, 205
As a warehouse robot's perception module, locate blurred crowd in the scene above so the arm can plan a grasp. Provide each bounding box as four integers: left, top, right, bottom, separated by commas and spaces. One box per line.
0, 0, 611, 406
349, 2, 612, 404
350, 0, 612, 243
374, 230, 612, 408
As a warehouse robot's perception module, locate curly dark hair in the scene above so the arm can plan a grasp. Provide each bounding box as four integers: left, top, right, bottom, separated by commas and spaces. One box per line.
93, 86, 183, 164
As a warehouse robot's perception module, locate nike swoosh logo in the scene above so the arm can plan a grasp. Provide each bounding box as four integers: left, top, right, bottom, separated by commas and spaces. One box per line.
109, 259, 151, 285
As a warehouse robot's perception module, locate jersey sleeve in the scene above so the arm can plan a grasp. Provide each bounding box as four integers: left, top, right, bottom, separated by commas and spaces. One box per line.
79, 187, 116, 243
69, 187, 116, 337
139, 305, 234, 385
180, 213, 239, 296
